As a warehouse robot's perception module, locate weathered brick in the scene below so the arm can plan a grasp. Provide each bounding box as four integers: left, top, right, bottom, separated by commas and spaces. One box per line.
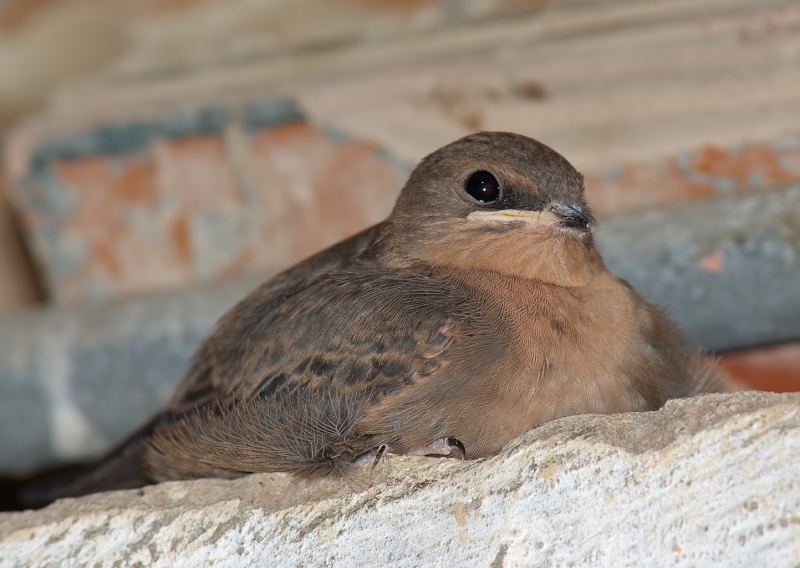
9, 101, 405, 304
584, 139, 800, 215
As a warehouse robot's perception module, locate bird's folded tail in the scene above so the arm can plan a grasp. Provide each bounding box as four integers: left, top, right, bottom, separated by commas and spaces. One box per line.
685, 352, 739, 395
11, 415, 163, 510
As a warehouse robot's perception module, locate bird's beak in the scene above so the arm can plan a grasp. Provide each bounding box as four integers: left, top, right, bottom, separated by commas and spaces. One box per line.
466, 204, 593, 233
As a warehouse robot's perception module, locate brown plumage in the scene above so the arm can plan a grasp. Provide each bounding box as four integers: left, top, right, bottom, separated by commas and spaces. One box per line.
21, 131, 728, 506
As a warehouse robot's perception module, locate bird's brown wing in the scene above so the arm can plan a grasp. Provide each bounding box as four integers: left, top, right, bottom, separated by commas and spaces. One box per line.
167, 223, 387, 414
146, 236, 500, 481
172, 265, 466, 416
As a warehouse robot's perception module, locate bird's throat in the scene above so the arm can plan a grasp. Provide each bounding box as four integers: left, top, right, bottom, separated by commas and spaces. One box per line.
380, 221, 605, 287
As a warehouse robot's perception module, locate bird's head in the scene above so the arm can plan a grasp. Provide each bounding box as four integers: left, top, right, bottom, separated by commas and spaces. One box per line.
376, 131, 604, 287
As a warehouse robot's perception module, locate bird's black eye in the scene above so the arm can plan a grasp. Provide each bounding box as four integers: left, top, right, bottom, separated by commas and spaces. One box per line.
465, 171, 500, 203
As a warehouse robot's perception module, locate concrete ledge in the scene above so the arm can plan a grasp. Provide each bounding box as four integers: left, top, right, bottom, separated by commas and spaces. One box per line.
1, 391, 798, 567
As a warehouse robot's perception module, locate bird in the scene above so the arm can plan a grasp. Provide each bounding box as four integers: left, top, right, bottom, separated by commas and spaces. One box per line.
19, 131, 728, 506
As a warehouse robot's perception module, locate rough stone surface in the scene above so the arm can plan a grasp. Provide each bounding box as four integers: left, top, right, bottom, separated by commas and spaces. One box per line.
1, 391, 798, 567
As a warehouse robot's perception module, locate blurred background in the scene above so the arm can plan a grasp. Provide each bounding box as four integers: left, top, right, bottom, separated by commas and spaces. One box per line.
0, 0, 799, 479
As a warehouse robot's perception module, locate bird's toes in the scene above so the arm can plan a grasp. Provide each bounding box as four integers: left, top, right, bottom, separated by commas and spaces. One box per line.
352, 444, 390, 470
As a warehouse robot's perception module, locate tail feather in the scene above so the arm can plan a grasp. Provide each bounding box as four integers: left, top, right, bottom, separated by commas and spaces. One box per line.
684, 353, 737, 396
13, 415, 162, 510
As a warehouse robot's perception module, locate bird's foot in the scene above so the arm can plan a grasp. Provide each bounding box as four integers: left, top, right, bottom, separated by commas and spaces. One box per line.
407, 437, 466, 460
353, 444, 391, 471
371, 444, 388, 471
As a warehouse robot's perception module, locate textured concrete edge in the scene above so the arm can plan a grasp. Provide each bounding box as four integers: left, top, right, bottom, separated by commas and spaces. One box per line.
1, 390, 797, 537
2, 391, 799, 568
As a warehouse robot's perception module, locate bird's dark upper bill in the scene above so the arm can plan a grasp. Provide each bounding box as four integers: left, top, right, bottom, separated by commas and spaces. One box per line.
466, 205, 593, 233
